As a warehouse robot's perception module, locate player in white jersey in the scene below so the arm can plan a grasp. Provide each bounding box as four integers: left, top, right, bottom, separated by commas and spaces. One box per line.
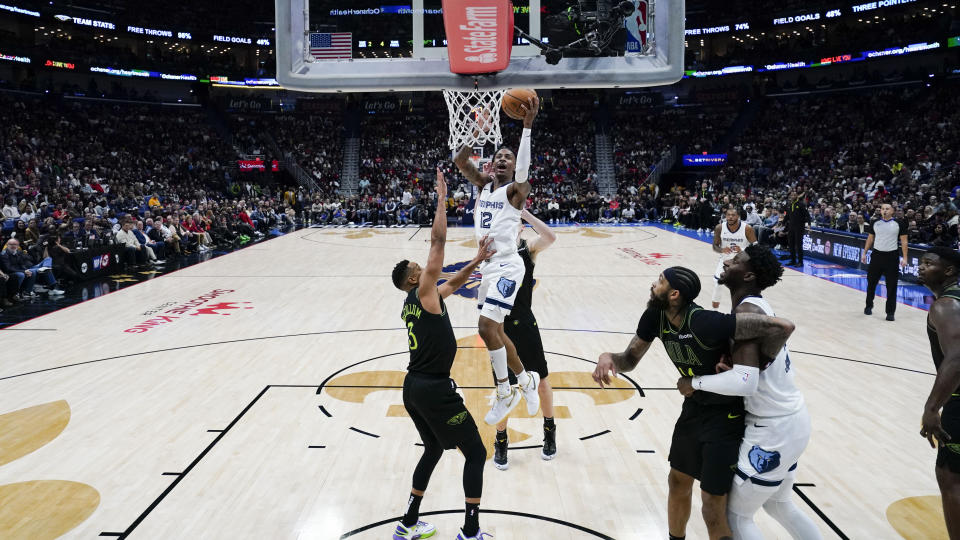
678, 244, 821, 540
453, 95, 542, 426
711, 206, 757, 309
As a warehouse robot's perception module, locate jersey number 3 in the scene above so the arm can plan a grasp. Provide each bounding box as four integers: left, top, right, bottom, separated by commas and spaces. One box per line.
407, 322, 418, 351
480, 212, 492, 229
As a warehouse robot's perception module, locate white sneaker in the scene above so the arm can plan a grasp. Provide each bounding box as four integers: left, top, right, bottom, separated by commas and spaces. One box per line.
37, 267, 50, 273
519, 371, 541, 416
392, 519, 436, 539
456, 529, 492, 540
484, 386, 521, 425
48, 288, 65, 296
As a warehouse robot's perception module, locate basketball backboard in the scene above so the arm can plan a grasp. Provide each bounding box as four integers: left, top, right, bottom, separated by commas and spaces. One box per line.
275, 0, 684, 92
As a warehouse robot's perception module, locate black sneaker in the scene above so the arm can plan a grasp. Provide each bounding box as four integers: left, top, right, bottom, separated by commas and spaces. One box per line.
494, 435, 508, 470
886, 313, 895, 321
864, 306, 872, 315
541, 424, 557, 461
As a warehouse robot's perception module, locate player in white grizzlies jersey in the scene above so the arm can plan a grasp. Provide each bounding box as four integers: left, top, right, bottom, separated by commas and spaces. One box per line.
712, 206, 757, 309
453, 95, 542, 426
679, 244, 821, 540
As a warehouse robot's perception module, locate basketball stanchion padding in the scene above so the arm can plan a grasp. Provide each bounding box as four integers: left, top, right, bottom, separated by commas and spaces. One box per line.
442, 0, 515, 75
442, 89, 507, 151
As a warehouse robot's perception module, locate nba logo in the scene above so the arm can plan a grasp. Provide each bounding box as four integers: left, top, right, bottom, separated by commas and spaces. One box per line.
466, 53, 497, 64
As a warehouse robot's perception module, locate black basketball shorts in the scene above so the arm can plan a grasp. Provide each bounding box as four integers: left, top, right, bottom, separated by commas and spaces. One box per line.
403, 371, 480, 450
499, 313, 549, 385
668, 398, 746, 495
937, 399, 960, 473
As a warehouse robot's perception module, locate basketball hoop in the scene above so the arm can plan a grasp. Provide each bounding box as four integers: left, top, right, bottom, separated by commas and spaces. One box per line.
442, 88, 506, 151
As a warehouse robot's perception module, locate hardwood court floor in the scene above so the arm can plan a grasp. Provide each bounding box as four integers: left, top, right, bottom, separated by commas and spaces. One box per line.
0, 226, 944, 539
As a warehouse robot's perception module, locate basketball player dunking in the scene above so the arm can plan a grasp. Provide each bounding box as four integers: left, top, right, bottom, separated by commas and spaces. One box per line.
492, 208, 557, 471
679, 244, 822, 540
453, 95, 542, 426
593, 266, 796, 540
918, 247, 960, 538
712, 206, 757, 309
391, 169, 496, 540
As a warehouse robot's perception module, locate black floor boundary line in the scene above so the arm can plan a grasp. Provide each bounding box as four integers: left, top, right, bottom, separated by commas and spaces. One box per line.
636, 449, 655, 453
116, 385, 271, 539
349, 426, 380, 438
509, 444, 544, 450
629, 408, 643, 420
339, 508, 616, 539
579, 429, 611, 441
321, 384, 637, 390
318, 405, 332, 417
408, 226, 423, 241
307, 445, 326, 449
792, 349, 935, 376
792, 484, 849, 540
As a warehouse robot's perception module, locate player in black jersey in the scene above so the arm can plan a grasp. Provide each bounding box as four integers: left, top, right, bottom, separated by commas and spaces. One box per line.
593, 266, 795, 540
918, 246, 960, 538
492, 208, 557, 470
390, 169, 496, 540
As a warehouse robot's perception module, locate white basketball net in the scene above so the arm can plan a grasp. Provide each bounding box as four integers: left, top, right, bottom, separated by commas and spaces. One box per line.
442, 89, 506, 151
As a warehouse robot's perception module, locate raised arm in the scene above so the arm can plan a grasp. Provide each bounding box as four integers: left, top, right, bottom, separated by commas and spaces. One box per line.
521, 208, 556, 258
508, 95, 538, 206
453, 146, 489, 188
922, 299, 960, 447
733, 312, 796, 359
417, 169, 448, 314
438, 236, 496, 298
594, 335, 652, 388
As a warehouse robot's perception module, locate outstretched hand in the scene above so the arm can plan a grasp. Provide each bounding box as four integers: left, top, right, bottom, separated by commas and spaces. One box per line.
436, 167, 447, 199
474, 235, 496, 262
593, 352, 618, 388
521, 95, 540, 128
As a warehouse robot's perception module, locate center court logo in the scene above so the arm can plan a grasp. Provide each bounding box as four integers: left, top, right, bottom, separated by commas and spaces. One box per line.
322, 334, 637, 460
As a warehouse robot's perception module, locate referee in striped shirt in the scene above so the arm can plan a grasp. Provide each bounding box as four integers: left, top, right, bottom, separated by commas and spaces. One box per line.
861, 203, 909, 321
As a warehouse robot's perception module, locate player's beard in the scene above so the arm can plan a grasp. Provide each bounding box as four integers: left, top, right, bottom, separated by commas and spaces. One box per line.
647, 290, 669, 311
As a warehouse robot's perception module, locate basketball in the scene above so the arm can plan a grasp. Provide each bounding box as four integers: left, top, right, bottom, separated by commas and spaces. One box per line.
502, 88, 538, 120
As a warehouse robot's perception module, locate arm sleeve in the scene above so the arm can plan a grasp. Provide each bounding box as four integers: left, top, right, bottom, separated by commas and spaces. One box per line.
692, 365, 760, 396
635, 308, 659, 342
515, 128, 531, 183
689, 310, 737, 345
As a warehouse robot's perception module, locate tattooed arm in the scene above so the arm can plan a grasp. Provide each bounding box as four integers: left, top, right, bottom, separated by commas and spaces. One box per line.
733, 312, 796, 359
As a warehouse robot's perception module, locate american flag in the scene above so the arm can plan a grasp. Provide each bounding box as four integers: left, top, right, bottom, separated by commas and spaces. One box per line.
310, 32, 352, 59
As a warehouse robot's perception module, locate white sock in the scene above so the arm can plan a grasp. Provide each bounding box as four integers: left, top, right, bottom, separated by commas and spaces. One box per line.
490, 347, 509, 389
516, 370, 531, 388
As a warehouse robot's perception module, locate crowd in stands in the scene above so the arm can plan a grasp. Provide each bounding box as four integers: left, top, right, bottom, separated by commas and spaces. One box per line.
0, 94, 301, 308
2, 75, 957, 312
657, 83, 960, 250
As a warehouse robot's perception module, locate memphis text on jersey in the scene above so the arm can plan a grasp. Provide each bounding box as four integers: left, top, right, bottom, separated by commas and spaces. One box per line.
477, 199, 505, 211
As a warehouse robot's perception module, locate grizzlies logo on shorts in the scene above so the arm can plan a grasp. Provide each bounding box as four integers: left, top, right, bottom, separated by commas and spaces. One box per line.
749, 445, 781, 474
497, 277, 517, 298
